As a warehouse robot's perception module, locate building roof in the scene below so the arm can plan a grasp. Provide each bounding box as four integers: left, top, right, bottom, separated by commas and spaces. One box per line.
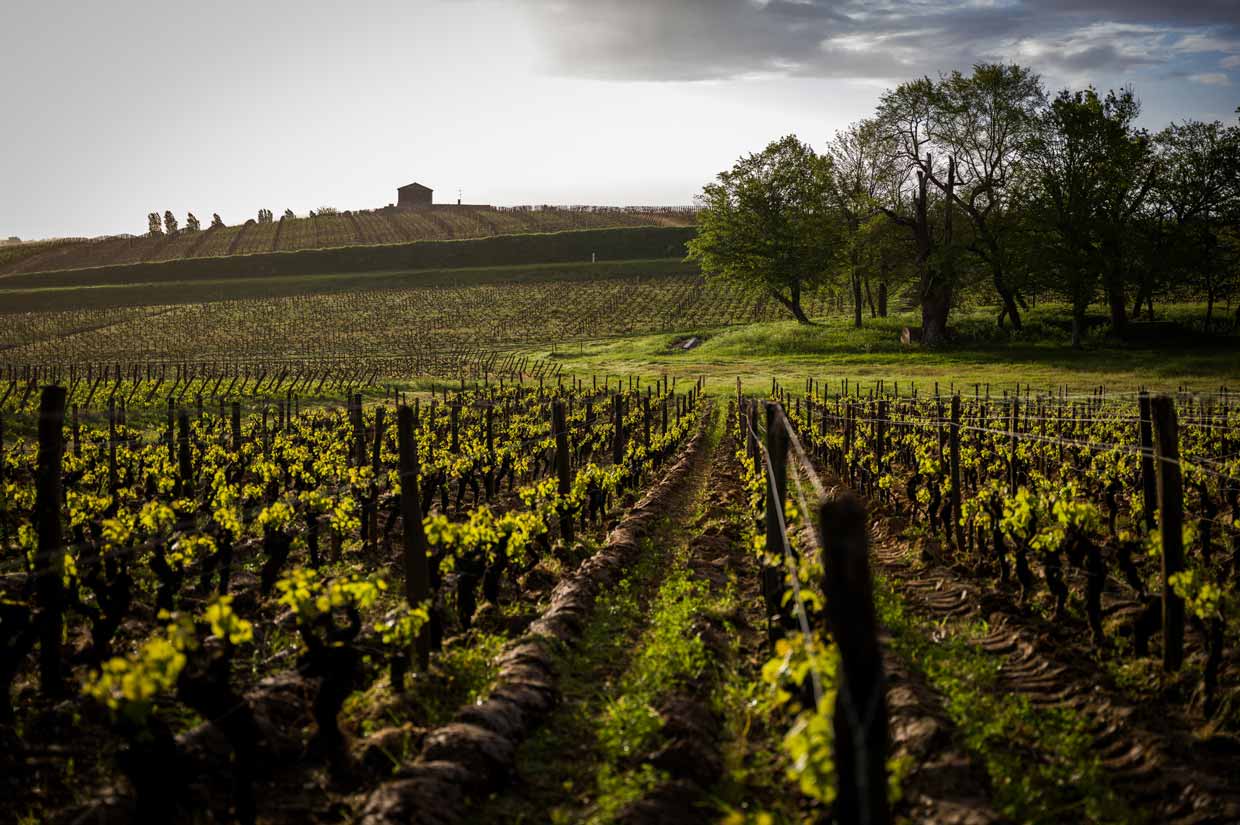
398, 182, 433, 193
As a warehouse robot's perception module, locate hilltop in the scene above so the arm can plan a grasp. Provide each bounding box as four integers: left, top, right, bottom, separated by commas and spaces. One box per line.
0, 206, 695, 277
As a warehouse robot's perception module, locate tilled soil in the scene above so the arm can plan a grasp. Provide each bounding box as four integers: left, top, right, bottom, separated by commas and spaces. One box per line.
615, 409, 751, 824
864, 494, 1240, 824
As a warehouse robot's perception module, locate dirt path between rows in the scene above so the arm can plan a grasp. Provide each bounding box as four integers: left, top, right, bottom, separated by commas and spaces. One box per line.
854, 484, 1240, 824
465, 405, 720, 824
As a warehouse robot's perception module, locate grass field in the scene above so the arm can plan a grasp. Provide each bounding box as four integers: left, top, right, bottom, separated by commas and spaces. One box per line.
511, 304, 1240, 395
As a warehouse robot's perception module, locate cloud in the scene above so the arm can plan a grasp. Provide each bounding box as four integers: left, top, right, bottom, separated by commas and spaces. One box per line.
1189, 72, 1232, 84
512, 0, 1240, 84
1222, 55, 1240, 68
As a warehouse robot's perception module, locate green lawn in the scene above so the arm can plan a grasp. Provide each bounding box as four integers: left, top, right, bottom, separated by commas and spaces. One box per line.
507, 304, 1240, 397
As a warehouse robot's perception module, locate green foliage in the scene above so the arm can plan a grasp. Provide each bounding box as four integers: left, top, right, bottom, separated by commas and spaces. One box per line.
275, 566, 386, 624
689, 135, 842, 323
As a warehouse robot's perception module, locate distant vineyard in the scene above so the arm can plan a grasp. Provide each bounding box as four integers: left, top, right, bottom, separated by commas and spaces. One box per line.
0, 207, 695, 277
0, 273, 829, 369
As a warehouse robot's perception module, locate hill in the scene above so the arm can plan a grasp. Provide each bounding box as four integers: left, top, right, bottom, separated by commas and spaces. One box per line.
0, 226, 697, 297
0, 206, 695, 277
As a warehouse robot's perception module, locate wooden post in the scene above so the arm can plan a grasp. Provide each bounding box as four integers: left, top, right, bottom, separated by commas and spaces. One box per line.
71, 403, 81, 457
612, 394, 625, 467
875, 399, 887, 476
231, 401, 242, 452
949, 395, 964, 548
552, 401, 574, 544
820, 493, 890, 825
642, 397, 651, 450
485, 404, 496, 499
372, 406, 386, 475
354, 393, 366, 467
177, 410, 192, 496
1151, 395, 1185, 672
1007, 396, 1019, 495
450, 400, 460, 454
397, 405, 431, 671
108, 397, 118, 494
35, 385, 67, 697
1138, 391, 1157, 531
763, 402, 790, 643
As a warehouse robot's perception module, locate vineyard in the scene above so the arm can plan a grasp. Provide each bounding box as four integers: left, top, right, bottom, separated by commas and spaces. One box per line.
2, 235, 1240, 825
0, 271, 847, 373
2, 372, 710, 823
0, 209, 695, 277
0, 192, 1239, 825
3, 348, 1239, 824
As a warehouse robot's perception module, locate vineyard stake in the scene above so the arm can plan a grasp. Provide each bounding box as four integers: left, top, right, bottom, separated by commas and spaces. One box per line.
1151, 395, 1185, 672
950, 395, 964, 548
763, 402, 790, 644
1138, 391, 1157, 531
397, 405, 432, 671
552, 401, 574, 545
35, 384, 67, 698
820, 493, 890, 825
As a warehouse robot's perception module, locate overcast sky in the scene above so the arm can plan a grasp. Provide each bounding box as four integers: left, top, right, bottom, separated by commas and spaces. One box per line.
2, 0, 1238, 240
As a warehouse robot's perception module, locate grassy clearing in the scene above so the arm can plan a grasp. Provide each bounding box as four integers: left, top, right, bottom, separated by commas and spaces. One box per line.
519, 303, 1240, 395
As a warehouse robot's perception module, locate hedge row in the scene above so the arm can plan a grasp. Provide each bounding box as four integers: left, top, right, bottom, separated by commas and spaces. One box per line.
0, 226, 697, 289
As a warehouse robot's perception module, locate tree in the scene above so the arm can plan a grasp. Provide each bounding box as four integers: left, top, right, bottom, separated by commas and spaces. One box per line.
148, 213, 163, 236
1028, 88, 1156, 339
315, 206, 339, 216
828, 119, 895, 328
163, 211, 178, 234
928, 64, 1047, 330
687, 135, 841, 324
282, 209, 295, 220
1148, 119, 1240, 326
875, 78, 966, 345
185, 213, 200, 232
257, 209, 273, 224
854, 213, 916, 317
210, 213, 224, 228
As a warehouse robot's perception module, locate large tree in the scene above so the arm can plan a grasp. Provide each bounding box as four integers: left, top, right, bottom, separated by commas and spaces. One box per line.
874, 65, 1046, 335
688, 135, 840, 324
1028, 88, 1157, 338
828, 119, 895, 328
1148, 118, 1240, 326
875, 78, 965, 345
929, 64, 1046, 330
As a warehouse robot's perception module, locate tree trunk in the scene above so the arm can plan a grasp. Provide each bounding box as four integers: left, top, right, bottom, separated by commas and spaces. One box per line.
878, 281, 888, 317
1205, 289, 1215, 329
1071, 301, 1086, 350
773, 284, 813, 325
921, 279, 952, 346
1106, 277, 1128, 334
994, 277, 1022, 330
852, 274, 863, 328
864, 278, 877, 318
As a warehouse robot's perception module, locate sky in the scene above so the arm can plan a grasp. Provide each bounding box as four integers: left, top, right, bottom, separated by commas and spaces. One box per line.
2, 0, 1238, 240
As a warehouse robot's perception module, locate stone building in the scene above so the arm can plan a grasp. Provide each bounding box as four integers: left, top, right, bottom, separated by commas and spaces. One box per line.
397, 182, 433, 209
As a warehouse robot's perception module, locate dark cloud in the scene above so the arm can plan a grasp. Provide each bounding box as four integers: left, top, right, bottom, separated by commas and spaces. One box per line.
514, 0, 1240, 82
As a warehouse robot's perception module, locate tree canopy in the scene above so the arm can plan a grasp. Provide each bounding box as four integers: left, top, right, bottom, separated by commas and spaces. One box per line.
688, 135, 841, 324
